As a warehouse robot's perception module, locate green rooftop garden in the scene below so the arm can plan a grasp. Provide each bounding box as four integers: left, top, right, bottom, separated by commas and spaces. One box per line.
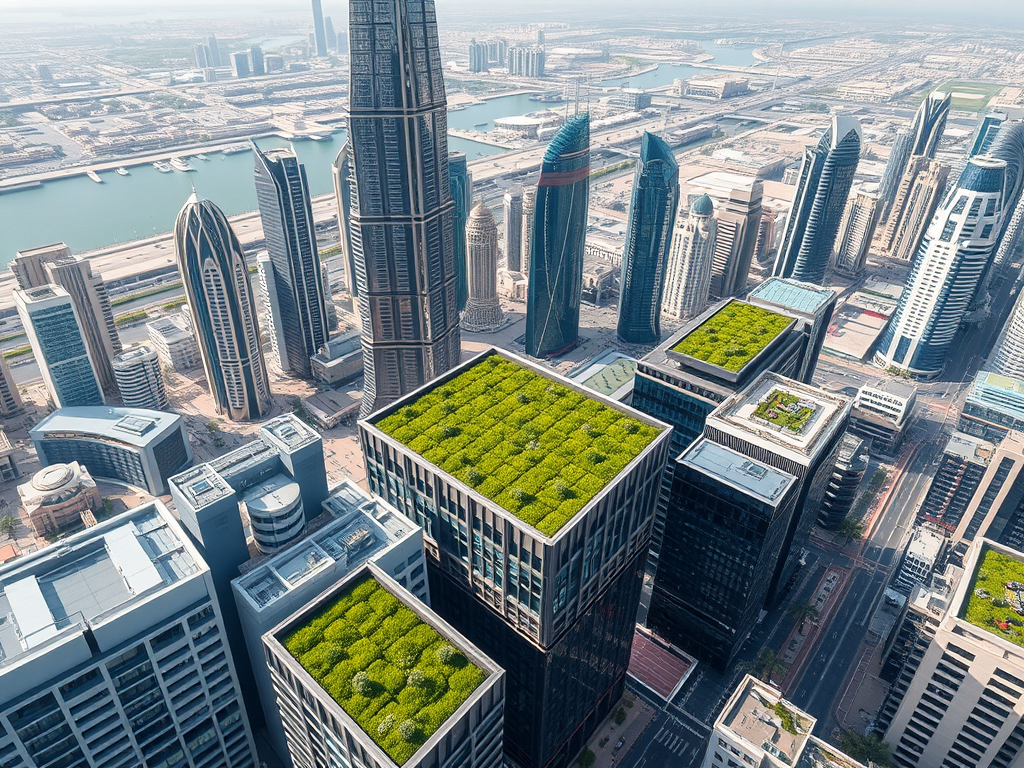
375, 355, 662, 537
963, 547, 1024, 648
753, 389, 816, 434
284, 576, 486, 765
671, 302, 792, 372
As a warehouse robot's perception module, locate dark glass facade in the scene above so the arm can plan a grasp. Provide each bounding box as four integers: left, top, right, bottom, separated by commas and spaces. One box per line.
526, 116, 590, 358
617, 132, 680, 344
450, 151, 471, 312
26, 299, 104, 408
253, 144, 329, 379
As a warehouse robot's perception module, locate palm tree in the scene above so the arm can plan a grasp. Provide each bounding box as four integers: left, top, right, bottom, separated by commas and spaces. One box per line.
788, 600, 820, 633
837, 515, 865, 542
740, 648, 787, 684
839, 729, 896, 767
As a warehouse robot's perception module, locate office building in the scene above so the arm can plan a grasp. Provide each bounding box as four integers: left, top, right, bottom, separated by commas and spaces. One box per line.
31, 406, 192, 496
311, 0, 328, 56
521, 186, 537, 277
231, 51, 250, 78
462, 203, 504, 332
311, 331, 364, 384
875, 157, 1007, 379
774, 114, 862, 285
324, 16, 336, 51
818, 432, 869, 529
0, 431, 18, 488
526, 115, 590, 358
909, 91, 952, 159
331, 141, 358, 298
249, 45, 264, 76
360, 348, 671, 768
708, 179, 763, 299
701, 675, 868, 768
208, 34, 221, 66
960, 371, 1024, 442
993, 290, 1024, 380
193, 43, 212, 68
10, 242, 72, 289
882, 158, 950, 262
253, 143, 329, 379
894, 525, 948, 593
848, 380, 918, 454
508, 45, 545, 77
879, 128, 914, 217
832, 190, 880, 276
346, 0, 460, 416
18, 461, 99, 538
662, 194, 717, 321
0, 353, 23, 417
747, 277, 836, 384
15, 284, 104, 408
918, 432, 995, 531
174, 194, 271, 420
112, 345, 169, 410
264, 562, 504, 768
232, 481, 428, 764
616, 132, 680, 344
450, 151, 472, 312
503, 189, 524, 272
971, 112, 1007, 157
469, 39, 489, 72
648, 372, 850, 666
885, 539, 1024, 768
148, 316, 201, 372
0, 501, 259, 768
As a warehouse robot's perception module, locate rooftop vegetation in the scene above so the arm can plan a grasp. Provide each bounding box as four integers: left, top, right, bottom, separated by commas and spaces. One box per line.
753, 390, 816, 434
284, 576, 486, 765
376, 355, 661, 537
963, 547, 1024, 648
671, 302, 792, 372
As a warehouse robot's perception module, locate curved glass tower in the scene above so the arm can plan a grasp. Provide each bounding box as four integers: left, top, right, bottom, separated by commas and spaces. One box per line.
910, 91, 952, 159
773, 114, 861, 285
875, 157, 1007, 379
174, 194, 271, 420
662, 194, 717, 321
617, 132, 680, 344
347, 0, 461, 416
526, 115, 590, 358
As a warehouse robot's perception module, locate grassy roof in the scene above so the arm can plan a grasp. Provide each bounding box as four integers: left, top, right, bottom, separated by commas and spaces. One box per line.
671, 302, 792, 372
753, 389, 816, 434
963, 547, 1024, 648
284, 576, 486, 765
375, 355, 662, 537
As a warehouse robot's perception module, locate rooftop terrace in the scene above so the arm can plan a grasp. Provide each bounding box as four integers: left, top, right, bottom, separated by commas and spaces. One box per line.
669, 301, 793, 373
961, 544, 1024, 648
720, 676, 812, 766
372, 353, 663, 537
283, 575, 486, 765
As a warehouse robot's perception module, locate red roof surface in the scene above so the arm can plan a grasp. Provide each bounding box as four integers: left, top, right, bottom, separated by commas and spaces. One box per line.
627, 628, 694, 700
0, 543, 20, 564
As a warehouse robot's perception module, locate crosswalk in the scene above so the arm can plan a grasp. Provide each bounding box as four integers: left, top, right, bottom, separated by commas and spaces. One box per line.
652, 726, 696, 758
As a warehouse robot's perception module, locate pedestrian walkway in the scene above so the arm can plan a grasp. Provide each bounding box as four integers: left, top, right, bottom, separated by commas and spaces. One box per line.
585, 696, 655, 768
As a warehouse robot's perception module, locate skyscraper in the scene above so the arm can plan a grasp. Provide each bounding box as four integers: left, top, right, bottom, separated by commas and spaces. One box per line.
746, 277, 836, 384
331, 141, 358, 298
662, 194, 717, 321
347, 0, 460, 416
450, 150, 472, 312
324, 15, 336, 51
971, 111, 1006, 157
616, 132, 680, 344
469, 39, 489, 72
16, 284, 104, 408
707, 178, 762, 299
194, 43, 212, 68
878, 128, 913, 218
174, 194, 271, 420
253, 142, 329, 379
208, 33, 221, 66
503, 188, 524, 272
950, 430, 1024, 558
462, 203, 504, 332
525, 114, 590, 358
521, 185, 537, 277
311, 0, 328, 57
882, 158, 950, 261
832, 189, 880, 276
909, 90, 952, 159
231, 51, 250, 78
875, 157, 1007, 379
0, 353, 23, 417
112, 345, 169, 410
992, 292, 1024, 379
818, 432, 869, 529
249, 45, 264, 75
773, 114, 862, 285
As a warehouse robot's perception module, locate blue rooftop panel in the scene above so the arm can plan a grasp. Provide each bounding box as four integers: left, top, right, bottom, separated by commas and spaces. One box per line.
749, 277, 835, 316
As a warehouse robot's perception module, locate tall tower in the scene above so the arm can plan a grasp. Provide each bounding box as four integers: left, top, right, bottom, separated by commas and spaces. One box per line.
174, 194, 271, 420
832, 190, 880, 276
525, 114, 590, 358
882, 159, 950, 261
112, 345, 169, 410
616, 131, 680, 344
707, 179, 762, 299
878, 128, 913, 218
311, 0, 328, 57
253, 143, 329, 378
662, 194, 717, 321
324, 16, 336, 51
875, 157, 1007, 379
909, 90, 952, 159
331, 141, 358, 299
450, 150, 472, 312
773, 114, 861, 285
521, 185, 537, 277
461, 203, 504, 332
347, 0, 460, 416
503, 188, 524, 272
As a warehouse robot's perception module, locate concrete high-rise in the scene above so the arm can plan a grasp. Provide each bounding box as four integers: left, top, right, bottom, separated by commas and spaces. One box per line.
832, 189, 880, 276
461, 203, 503, 332
774, 114, 862, 285
174, 194, 271, 420
662, 194, 717, 321
875, 157, 1007, 379
331, 141, 358, 298
878, 128, 913, 218
324, 15, 336, 51
346, 0, 460, 415
521, 185, 537, 277
950, 430, 1024, 559
15, 284, 104, 408
469, 39, 489, 72
112, 344, 169, 410
0, 353, 23, 417
208, 33, 221, 65
231, 51, 250, 78
882, 158, 950, 261
616, 132, 680, 344
526, 115, 590, 358
311, 0, 328, 57
249, 45, 264, 75
360, 348, 670, 768
503, 188, 524, 272
708, 179, 762, 299
253, 142, 329, 379
450, 150, 472, 312
818, 432, 869, 529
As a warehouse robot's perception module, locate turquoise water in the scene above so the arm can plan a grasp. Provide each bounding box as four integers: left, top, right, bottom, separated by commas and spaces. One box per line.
600, 42, 760, 88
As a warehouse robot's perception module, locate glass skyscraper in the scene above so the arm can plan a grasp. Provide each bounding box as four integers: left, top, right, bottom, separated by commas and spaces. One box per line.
878, 128, 913, 216
773, 114, 862, 285
311, 0, 328, 57
616, 132, 679, 344
525, 115, 590, 358
450, 150, 472, 312
909, 91, 952, 159
174, 194, 271, 421
346, 0, 461, 416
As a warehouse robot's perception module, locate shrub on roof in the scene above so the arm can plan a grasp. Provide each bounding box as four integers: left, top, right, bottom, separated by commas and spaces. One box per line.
671, 302, 792, 372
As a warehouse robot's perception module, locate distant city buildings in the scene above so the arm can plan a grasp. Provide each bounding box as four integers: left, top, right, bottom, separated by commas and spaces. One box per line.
508, 44, 545, 77
231, 51, 251, 78
461, 203, 504, 332
311, 0, 328, 57
878, 128, 913, 216
112, 345, 169, 410
469, 39, 489, 72
661, 193, 717, 321
832, 189, 880, 276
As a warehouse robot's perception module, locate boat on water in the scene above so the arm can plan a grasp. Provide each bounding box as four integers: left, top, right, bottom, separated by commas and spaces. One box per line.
448, 105, 466, 112
153, 161, 173, 173
474, 122, 488, 128
221, 143, 251, 155
308, 134, 331, 141
169, 157, 195, 172
86, 170, 103, 183
115, 167, 129, 176
196, 154, 210, 161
